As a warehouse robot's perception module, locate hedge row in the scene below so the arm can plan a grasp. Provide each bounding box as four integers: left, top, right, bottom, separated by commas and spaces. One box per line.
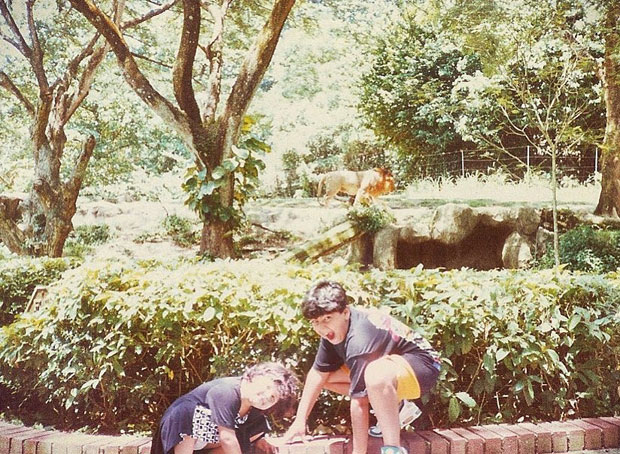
0, 257, 618, 433
0, 256, 76, 326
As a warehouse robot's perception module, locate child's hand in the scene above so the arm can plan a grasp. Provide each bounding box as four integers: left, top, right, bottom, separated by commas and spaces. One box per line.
254, 437, 276, 454
279, 419, 307, 444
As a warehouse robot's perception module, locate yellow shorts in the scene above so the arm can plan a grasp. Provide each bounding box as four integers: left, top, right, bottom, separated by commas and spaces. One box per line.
340, 355, 421, 401
385, 354, 421, 400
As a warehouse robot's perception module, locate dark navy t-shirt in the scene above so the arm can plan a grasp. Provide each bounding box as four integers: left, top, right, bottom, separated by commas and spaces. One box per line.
312, 306, 441, 398
186, 377, 243, 428
153, 377, 267, 454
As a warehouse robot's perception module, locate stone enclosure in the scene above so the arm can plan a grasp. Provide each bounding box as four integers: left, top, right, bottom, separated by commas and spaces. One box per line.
67, 199, 616, 269
344, 203, 612, 271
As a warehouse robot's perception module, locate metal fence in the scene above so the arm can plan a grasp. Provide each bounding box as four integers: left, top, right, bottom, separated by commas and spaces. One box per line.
414, 146, 599, 181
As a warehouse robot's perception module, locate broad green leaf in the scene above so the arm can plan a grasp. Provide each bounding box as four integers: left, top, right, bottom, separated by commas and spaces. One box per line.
212, 167, 226, 180
203, 307, 216, 322
496, 348, 509, 362
538, 323, 553, 333
568, 314, 581, 331
232, 146, 250, 159
199, 181, 217, 197
448, 396, 460, 422
455, 392, 476, 408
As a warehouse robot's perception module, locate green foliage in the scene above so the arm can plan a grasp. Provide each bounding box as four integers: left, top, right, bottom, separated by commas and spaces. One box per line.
0, 261, 618, 432
278, 150, 305, 197
342, 138, 391, 173
347, 205, 396, 233
63, 224, 111, 259
0, 259, 317, 431
0, 256, 76, 326
537, 226, 620, 272
358, 17, 481, 180
386, 267, 620, 424
448, 0, 604, 168
306, 132, 344, 174
72, 224, 111, 245
183, 117, 267, 229
162, 215, 200, 248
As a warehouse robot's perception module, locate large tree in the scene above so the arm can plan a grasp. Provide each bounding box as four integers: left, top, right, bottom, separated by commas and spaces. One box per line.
0, 0, 174, 257
69, 0, 297, 257
440, 0, 620, 217
594, 1, 620, 216
358, 17, 482, 180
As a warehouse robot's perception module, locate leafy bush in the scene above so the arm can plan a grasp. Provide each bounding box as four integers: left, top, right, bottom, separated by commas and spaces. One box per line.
347, 205, 396, 233
537, 226, 620, 272
0, 260, 618, 433
162, 215, 199, 248
0, 256, 76, 325
71, 224, 111, 245
64, 224, 111, 259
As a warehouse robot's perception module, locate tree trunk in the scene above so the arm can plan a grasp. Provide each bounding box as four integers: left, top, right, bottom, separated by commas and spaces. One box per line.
595, 148, 620, 217
594, 3, 620, 217
0, 215, 27, 255
200, 217, 234, 257
21, 135, 96, 257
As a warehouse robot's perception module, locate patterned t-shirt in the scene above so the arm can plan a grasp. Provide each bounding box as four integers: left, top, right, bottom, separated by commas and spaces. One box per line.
312, 306, 441, 398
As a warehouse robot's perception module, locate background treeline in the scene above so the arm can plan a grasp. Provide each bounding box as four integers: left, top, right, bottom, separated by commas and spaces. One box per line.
0, 258, 618, 433
2, 1, 616, 231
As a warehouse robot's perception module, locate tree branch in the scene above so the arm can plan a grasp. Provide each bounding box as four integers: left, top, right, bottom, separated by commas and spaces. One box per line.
68, 0, 198, 160
199, 0, 231, 122
64, 0, 127, 123
65, 135, 96, 197
0, 28, 21, 50
131, 50, 174, 69
60, 32, 101, 89
121, 0, 178, 29
0, 71, 35, 116
0, 0, 32, 58
65, 43, 108, 121
222, 0, 295, 136
32, 176, 58, 211
0, 210, 26, 255
173, 0, 201, 122
25, 0, 50, 91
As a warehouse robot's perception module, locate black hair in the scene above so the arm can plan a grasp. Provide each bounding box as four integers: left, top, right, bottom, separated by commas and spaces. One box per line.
301, 280, 348, 320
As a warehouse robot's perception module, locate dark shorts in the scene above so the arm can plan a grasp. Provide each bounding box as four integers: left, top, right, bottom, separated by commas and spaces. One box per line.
402, 352, 441, 396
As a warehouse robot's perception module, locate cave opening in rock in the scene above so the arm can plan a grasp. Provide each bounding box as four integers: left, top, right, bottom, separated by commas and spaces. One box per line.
396, 223, 513, 270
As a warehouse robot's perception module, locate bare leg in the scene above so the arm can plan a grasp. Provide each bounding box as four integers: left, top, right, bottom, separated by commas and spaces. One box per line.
323, 367, 351, 395
204, 447, 224, 454
365, 359, 401, 447
174, 437, 197, 454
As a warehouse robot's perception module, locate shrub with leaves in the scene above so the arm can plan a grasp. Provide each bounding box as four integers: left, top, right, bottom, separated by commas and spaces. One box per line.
63, 224, 111, 259
0, 260, 618, 432
162, 215, 200, 248
0, 256, 76, 326
347, 205, 396, 233
537, 226, 620, 272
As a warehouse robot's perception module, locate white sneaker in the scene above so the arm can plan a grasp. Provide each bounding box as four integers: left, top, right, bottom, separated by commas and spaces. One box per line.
368, 400, 422, 437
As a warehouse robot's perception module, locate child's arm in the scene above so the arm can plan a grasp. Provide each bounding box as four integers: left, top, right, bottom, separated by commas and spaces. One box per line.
217, 426, 243, 454
281, 367, 329, 442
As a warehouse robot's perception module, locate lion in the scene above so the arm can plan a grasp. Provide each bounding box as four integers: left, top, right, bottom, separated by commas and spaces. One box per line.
316, 168, 396, 207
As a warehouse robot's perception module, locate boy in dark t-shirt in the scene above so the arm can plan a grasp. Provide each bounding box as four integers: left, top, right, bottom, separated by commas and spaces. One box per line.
282, 281, 441, 454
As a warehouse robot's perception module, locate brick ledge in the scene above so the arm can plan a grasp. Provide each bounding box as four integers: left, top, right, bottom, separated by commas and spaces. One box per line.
1, 417, 619, 454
